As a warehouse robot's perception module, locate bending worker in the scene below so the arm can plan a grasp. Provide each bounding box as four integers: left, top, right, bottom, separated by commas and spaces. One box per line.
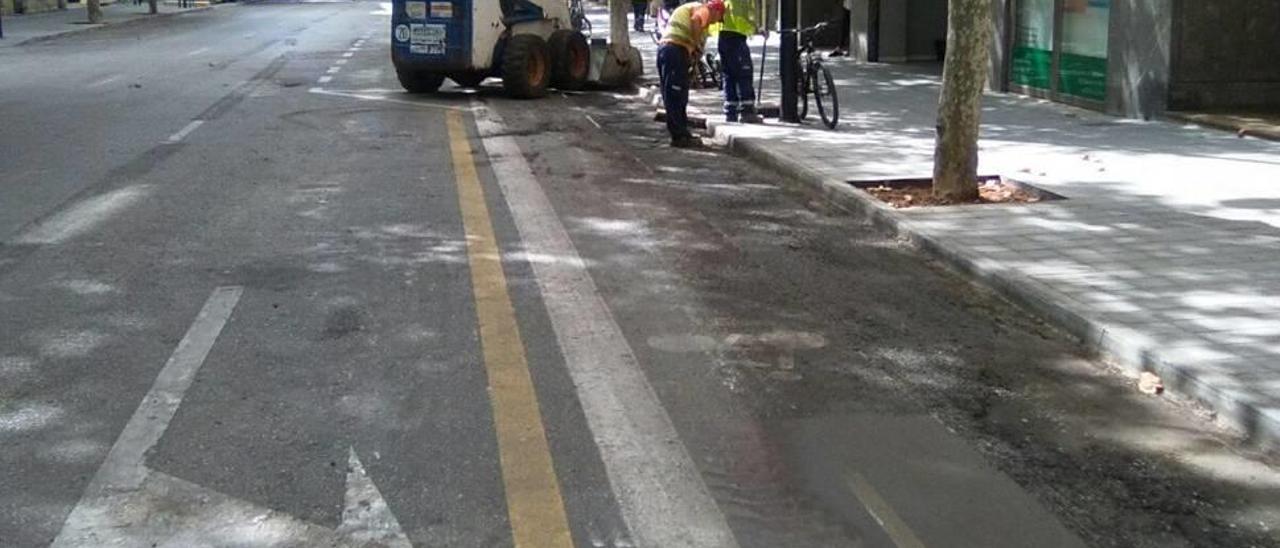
716, 0, 762, 123
657, 0, 726, 148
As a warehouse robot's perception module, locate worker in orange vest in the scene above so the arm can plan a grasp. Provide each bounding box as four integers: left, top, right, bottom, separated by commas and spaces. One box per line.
658, 0, 726, 148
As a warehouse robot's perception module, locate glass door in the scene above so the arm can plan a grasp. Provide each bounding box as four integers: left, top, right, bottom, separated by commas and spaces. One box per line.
1011, 0, 1056, 93
1009, 0, 1110, 106
1058, 0, 1110, 102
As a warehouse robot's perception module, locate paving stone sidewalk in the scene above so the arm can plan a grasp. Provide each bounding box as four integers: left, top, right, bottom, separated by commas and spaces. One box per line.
0, 1, 209, 47
619, 19, 1280, 449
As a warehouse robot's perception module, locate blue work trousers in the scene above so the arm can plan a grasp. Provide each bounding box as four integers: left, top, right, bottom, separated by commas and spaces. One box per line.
657, 44, 692, 140
632, 2, 647, 29
717, 31, 756, 121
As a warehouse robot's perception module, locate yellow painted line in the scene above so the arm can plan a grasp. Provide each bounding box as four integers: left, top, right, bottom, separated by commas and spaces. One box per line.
847, 472, 927, 548
446, 110, 574, 548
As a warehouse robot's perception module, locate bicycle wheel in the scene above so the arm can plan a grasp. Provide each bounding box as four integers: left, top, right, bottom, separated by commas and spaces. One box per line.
814, 65, 839, 129
705, 54, 722, 90
797, 68, 809, 121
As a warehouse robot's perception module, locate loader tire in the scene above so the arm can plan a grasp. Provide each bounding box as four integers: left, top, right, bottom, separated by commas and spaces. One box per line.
548, 30, 589, 90
397, 69, 445, 93
502, 34, 551, 99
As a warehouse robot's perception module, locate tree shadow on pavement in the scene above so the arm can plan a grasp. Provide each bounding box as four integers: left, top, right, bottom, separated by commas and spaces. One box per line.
531, 91, 1280, 548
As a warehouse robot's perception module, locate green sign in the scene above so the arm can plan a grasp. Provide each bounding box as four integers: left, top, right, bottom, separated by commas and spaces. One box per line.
1011, 47, 1053, 90
1010, 0, 1110, 102
1011, 0, 1054, 90
1058, 53, 1107, 102
1059, 0, 1109, 101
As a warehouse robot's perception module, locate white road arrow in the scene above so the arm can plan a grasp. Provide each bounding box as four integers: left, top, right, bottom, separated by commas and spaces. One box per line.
51, 287, 411, 547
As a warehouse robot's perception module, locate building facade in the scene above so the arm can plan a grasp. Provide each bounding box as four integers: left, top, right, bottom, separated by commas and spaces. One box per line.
846, 0, 1280, 119
2, 0, 66, 16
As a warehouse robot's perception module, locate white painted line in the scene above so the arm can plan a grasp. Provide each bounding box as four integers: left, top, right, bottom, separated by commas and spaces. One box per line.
318, 75, 333, 84
339, 448, 412, 547
335, 59, 348, 65
343, 52, 355, 57
585, 114, 602, 130
472, 101, 739, 548
847, 472, 927, 548
186, 46, 210, 56
15, 185, 152, 245
165, 120, 204, 144
327, 66, 341, 74
86, 74, 122, 88
307, 87, 472, 111
52, 286, 244, 545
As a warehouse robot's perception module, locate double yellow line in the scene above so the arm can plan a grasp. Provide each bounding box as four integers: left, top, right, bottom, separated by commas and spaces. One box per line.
446, 110, 574, 547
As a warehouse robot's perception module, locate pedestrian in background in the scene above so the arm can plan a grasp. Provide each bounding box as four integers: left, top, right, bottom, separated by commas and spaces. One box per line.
715, 0, 762, 123
831, 0, 852, 57
632, 0, 649, 31
657, 0, 727, 147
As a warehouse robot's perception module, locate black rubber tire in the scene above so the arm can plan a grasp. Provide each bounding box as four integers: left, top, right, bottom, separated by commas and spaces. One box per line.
705, 54, 722, 90
502, 34, 552, 99
798, 68, 810, 121
397, 69, 445, 93
548, 30, 590, 91
814, 65, 839, 129
451, 72, 487, 88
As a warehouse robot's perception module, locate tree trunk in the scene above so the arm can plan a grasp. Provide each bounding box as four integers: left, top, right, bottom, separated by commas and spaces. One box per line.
148, 0, 158, 15
87, 0, 104, 23
609, 0, 631, 51
932, 0, 991, 202
57, 0, 67, 11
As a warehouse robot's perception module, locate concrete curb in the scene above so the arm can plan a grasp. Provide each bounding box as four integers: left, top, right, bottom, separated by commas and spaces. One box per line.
1165, 112, 1280, 143
706, 124, 1280, 451
15, 4, 216, 46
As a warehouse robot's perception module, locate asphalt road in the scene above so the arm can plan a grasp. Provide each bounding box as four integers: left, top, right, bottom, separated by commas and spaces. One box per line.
1, 2, 1277, 547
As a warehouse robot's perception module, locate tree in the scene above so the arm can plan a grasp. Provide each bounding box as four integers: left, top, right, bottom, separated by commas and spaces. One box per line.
148, 0, 158, 15
932, 0, 991, 202
609, 0, 631, 52
87, 0, 104, 23
598, 0, 641, 85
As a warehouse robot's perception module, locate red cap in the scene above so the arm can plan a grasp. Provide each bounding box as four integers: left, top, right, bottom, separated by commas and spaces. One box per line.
705, 0, 726, 15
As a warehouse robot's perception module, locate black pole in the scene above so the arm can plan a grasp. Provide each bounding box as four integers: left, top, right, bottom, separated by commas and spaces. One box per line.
779, 0, 798, 122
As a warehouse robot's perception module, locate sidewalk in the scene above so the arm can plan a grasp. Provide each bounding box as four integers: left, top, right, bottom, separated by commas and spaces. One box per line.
0, 1, 209, 47
624, 22, 1280, 449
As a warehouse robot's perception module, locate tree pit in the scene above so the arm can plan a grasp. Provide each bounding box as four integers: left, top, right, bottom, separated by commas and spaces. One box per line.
852, 177, 1064, 209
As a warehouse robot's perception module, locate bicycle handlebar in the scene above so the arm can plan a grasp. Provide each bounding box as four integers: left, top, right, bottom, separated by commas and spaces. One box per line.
778, 21, 832, 34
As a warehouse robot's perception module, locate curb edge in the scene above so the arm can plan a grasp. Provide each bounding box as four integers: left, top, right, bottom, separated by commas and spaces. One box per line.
712, 125, 1280, 452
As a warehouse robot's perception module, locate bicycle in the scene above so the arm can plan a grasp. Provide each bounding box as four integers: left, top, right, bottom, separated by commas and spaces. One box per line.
570, 0, 592, 35
786, 21, 839, 129
650, 6, 721, 90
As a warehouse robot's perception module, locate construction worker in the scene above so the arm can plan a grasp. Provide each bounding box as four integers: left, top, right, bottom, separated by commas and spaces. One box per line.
658, 0, 726, 147
716, 0, 762, 123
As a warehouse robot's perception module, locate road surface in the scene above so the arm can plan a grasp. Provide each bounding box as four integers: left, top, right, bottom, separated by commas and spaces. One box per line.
1, 2, 1277, 547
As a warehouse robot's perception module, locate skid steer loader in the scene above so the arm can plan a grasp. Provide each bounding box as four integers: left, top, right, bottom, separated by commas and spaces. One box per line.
390, 0, 591, 98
